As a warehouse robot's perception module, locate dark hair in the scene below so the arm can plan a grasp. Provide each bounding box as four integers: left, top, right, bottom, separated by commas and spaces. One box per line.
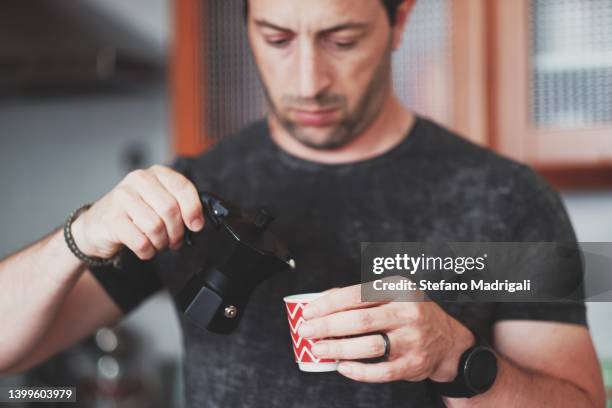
243, 0, 404, 26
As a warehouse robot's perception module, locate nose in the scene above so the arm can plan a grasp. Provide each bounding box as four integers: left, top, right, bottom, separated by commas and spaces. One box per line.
296, 39, 332, 100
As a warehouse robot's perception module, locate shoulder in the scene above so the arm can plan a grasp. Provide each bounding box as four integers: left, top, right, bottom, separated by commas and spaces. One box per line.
202, 120, 269, 162
413, 117, 517, 172
414, 116, 553, 196
169, 119, 269, 187
413, 117, 572, 240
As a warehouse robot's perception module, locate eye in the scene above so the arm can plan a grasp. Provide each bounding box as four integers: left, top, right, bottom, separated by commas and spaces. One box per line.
327, 38, 357, 50
334, 41, 356, 49
266, 37, 292, 48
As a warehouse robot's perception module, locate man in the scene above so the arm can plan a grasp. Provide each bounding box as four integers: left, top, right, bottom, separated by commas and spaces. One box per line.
0, 0, 605, 406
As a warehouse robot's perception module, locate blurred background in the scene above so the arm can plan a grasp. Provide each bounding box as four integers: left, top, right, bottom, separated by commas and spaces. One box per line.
1, 0, 611, 406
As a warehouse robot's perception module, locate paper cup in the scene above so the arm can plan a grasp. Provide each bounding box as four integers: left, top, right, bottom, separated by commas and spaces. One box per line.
283, 292, 339, 372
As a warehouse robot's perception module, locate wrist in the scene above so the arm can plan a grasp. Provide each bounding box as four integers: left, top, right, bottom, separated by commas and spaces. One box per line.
65, 204, 121, 268
427, 326, 498, 399
70, 210, 97, 258
431, 320, 476, 382
41, 227, 89, 285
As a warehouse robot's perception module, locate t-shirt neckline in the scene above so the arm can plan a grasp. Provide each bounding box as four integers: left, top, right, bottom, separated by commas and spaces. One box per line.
259, 115, 423, 172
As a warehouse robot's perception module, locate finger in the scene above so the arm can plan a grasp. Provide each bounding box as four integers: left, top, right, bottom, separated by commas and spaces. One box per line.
312, 333, 388, 360
130, 170, 185, 249
117, 187, 170, 251
150, 165, 204, 232
111, 213, 156, 260
303, 284, 387, 319
299, 303, 399, 338
337, 359, 410, 383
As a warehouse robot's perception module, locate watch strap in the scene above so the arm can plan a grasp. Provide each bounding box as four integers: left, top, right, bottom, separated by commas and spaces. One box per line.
425, 328, 497, 398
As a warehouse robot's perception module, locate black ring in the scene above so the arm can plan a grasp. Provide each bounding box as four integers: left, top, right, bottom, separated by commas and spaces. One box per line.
378, 332, 391, 360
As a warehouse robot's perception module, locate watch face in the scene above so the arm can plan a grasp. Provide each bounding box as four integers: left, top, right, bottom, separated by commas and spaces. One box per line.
466, 347, 498, 393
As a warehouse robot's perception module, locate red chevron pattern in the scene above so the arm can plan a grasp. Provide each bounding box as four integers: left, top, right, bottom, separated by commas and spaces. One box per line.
285, 301, 338, 364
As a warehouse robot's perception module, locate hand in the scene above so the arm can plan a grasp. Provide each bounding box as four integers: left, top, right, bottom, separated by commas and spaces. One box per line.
71, 165, 205, 260
298, 282, 475, 383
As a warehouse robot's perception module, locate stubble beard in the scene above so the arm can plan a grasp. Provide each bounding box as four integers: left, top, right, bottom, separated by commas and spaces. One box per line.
260, 38, 393, 151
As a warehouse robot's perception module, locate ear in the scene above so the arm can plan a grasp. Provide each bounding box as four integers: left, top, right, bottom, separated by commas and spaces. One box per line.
391, 0, 417, 50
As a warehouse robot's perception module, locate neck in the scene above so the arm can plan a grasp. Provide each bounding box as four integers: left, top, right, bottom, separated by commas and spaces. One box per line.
267, 95, 415, 164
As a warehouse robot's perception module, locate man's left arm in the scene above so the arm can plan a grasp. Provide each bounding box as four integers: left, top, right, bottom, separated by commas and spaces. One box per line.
299, 285, 605, 407
444, 320, 605, 407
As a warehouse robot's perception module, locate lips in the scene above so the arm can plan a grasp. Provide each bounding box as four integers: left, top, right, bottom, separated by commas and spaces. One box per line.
291, 108, 339, 127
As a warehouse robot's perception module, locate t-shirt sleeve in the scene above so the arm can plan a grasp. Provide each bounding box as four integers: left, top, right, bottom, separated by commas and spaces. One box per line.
89, 155, 192, 314
89, 251, 164, 314
493, 165, 587, 326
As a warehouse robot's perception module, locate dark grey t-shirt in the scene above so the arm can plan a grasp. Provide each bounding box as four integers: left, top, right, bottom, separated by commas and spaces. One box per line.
91, 116, 586, 407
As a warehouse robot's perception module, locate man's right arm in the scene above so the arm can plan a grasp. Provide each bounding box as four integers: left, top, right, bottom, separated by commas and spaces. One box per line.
0, 228, 122, 376
0, 164, 205, 377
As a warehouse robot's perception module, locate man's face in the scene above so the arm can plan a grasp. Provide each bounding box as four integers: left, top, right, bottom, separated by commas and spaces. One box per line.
247, 0, 396, 150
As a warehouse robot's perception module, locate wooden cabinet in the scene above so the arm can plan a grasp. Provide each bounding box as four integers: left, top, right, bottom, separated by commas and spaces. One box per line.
490, 0, 612, 187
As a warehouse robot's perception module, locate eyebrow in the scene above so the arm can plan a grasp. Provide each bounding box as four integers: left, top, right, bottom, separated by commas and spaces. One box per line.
253, 19, 369, 35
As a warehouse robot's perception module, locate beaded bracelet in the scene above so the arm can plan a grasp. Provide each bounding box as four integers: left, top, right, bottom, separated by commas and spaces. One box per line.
64, 203, 121, 269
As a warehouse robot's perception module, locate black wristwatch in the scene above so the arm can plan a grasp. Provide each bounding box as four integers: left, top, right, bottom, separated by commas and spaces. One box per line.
427, 341, 498, 398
